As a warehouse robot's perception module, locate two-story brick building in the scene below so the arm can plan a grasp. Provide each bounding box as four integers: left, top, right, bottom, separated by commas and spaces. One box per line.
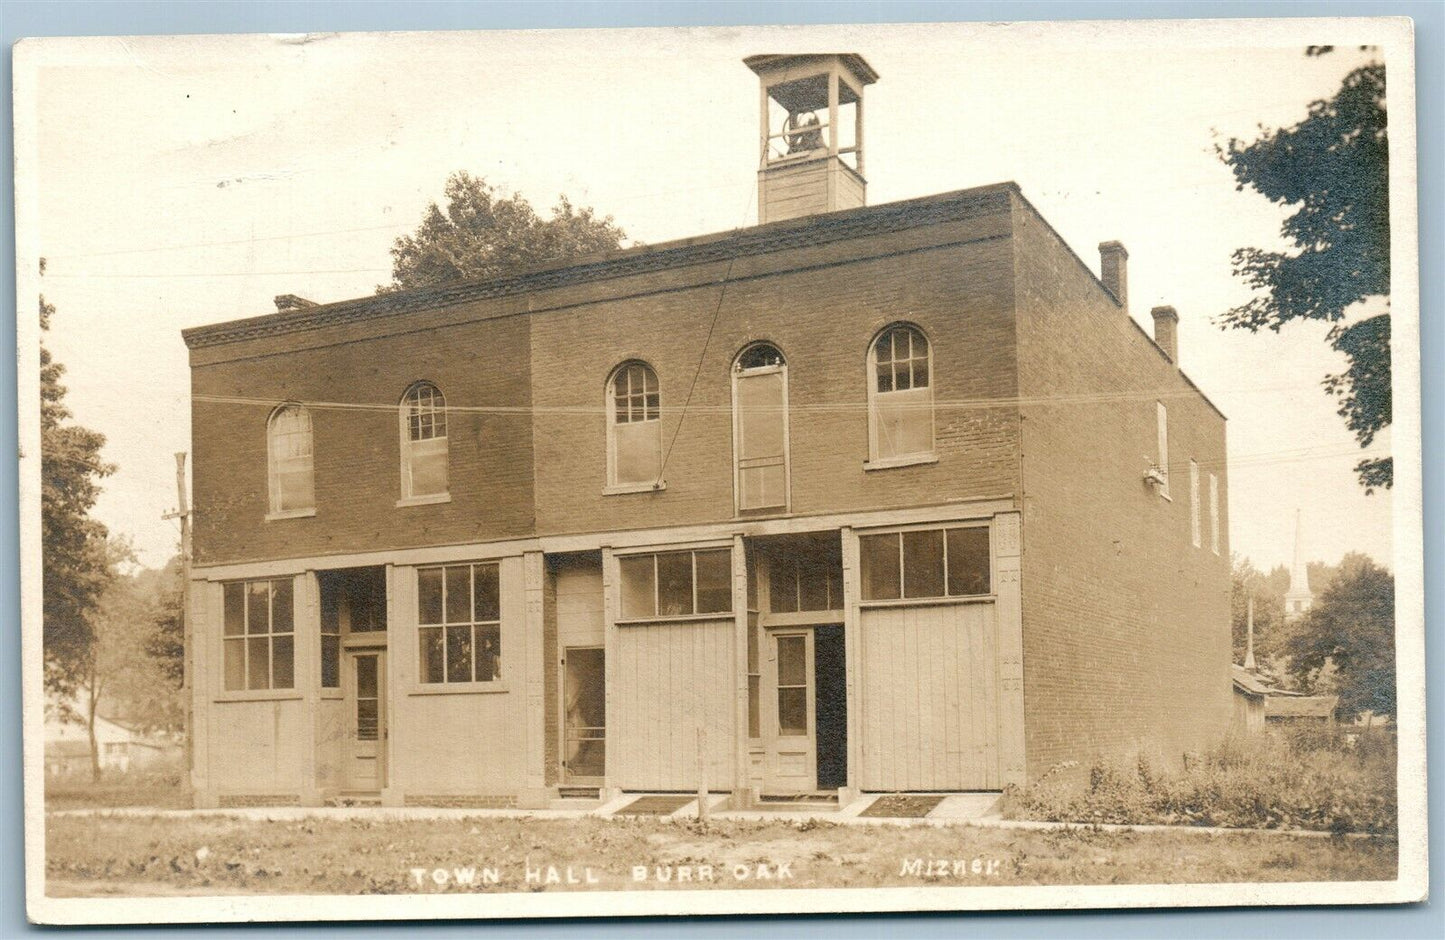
182, 54, 1231, 809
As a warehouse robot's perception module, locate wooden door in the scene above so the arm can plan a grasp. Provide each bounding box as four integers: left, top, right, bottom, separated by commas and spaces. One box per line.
561, 646, 606, 783
734, 366, 789, 511
344, 649, 387, 791
764, 631, 815, 793
858, 603, 999, 791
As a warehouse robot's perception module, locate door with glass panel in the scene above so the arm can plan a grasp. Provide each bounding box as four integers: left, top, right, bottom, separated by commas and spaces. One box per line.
561, 647, 606, 784
764, 631, 815, 793
343, 650, 387, 791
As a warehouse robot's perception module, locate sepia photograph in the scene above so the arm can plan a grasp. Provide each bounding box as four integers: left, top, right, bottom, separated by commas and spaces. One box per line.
13, 14, 1426, 925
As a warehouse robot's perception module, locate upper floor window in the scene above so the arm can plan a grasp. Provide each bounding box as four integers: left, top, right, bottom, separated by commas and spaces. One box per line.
267, 404, 314, 516
733, 343, 789, 512
400, 381, 448, 502
869, 324, 934, 463
859, 526, 990, 601
1155, 401, 1170, 498
222, 578, 295, 692
417, 562, 501, 684
607, 361, 661, 489
1209, 473, 1220, 555
1190, 459, 1201, 547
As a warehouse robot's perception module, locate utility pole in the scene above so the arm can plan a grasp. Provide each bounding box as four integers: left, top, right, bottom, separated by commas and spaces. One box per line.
163, 453, 193, 795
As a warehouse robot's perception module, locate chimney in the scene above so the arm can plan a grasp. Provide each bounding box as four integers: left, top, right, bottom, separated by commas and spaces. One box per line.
1151, 305, 1180, 363
1098, 241, 1128, 311
274, 294, 318, 311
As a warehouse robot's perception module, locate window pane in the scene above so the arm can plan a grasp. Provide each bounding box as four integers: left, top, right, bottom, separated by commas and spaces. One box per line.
799, 563, 830, 611
768, 559, 798, 613
618, 555, 656, 619
409, 447, 448, 497
446, 625, 474, 683
827, 565, 844, 609
476, 624, 501, 681
860, 533, 901, 600
356, 655, 378, 697
223, 638, 245, 691
247, 637, 270, 689
657, 552, 694, 617
223, 583, 245, 636
419, 627, 445, 683
946, 528, 991, 596
417, 568, 444, 624
748, 675, 761, 739
615, 421, 659, 484
271, 635, 295, 689
321, 635, 340, 688
474, 564, 501, 621
777, 635, 806, 686
445, 566, 471, 623
247, 582, 270, 634
876, 359, 893, 393
694, 550, 732, 614
913, 356, 929, 388
778, 688, 807, 736
903, 529, 946, 598
271, 579, 293, 632
278, 465, 313, 512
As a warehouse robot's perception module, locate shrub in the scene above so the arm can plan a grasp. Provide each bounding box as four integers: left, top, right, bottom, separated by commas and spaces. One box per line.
1001, 728, 1396, 835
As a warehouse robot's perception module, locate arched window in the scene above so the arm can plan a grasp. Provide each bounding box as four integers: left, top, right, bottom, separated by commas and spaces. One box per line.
733, 342, 789, 511
868, 324, 934, 463
267, 403, 314, 516
607, 361, 661, 490
400, 381, 449, 502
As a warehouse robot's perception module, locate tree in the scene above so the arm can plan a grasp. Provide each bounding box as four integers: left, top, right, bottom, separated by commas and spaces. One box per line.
1217, 54, 1391, 492
41, 289, 116, 702
144, 554, 186, 688
1230, 556, 1286, 669
1283, 553, 1395, 720
380, 172, 626, 293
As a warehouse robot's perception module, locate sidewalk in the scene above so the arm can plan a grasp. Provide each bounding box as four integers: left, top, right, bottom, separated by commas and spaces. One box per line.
46, 793, 1384, 839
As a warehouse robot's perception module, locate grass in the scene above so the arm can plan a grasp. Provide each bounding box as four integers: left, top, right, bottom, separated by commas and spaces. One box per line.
45, 769, 192, 812
1002, 726, 1398, 835
46, 813, 1397, 896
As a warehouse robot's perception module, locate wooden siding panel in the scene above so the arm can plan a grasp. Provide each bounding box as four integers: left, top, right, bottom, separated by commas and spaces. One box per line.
859, 602, 1000, 790
613, 620, 734, 790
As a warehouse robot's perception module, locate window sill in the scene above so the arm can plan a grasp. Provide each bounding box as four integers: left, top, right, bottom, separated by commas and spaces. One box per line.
213, 691, 305, 704
863, 453, 939, 472
616, 612, 735, 626
603, 481, 666, 496
859, 594, 996, 609
409, 682, 509, 696
396, 493, 451, 508
265, 508, 316, 521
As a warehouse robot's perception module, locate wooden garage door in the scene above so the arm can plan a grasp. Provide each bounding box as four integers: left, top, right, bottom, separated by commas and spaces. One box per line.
859, 603, 1000, 791
612, 619, 735, 791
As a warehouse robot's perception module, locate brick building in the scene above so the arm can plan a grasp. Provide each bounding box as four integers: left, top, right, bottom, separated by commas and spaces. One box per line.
182, 54, 1231, 808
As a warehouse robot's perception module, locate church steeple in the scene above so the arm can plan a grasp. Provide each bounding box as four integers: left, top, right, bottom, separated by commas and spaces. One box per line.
1283, 509, 1313, 622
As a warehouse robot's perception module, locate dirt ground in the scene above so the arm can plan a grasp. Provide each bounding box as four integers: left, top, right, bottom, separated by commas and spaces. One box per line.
45, 813, 1398, 896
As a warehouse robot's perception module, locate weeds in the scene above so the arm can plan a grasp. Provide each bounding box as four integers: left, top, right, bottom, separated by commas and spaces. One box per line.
1002, 727, 1396, 835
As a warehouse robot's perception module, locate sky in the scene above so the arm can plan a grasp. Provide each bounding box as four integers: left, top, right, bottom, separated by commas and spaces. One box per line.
16, 21, 1409, 574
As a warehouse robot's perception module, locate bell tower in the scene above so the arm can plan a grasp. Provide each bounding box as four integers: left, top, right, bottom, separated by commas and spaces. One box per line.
744, 53, 878, 224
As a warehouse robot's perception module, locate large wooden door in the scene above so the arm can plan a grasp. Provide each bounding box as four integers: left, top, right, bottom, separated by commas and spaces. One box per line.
859, 603, 999, 791
344, 649, 387, 791
764, 631, 815, 793
734, 365, 789, 511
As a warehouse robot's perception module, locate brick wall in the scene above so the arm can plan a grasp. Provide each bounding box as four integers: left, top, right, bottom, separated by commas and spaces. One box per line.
529, 216, 1021, 536
1011, 193, 1232, 778
190, 193, 1023, 566
190, 307, 535, 566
